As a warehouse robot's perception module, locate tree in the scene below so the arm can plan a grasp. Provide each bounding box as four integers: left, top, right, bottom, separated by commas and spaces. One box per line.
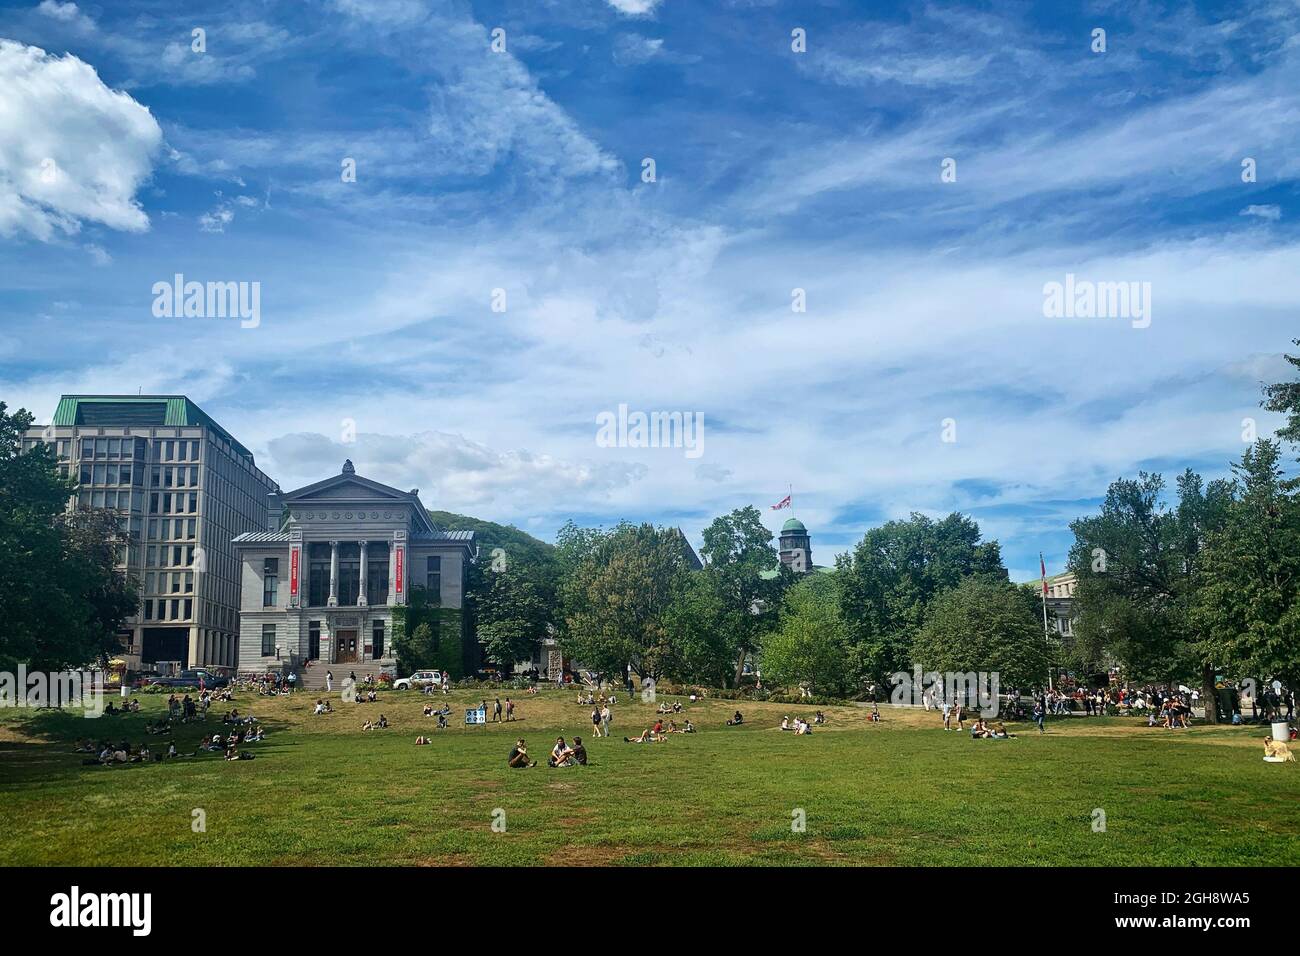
1067, 469, 1230, 718
0, 403, 136, 671
660, 571, 733, 686
1262, 338, 1300, 446
836, 512, 1007, 686
1192, 440, 1300, 697
760, 573, 852, 696
558, 523, 692, 680
698, 506, 785, 685
910, 577, 1050, 689
472, 566, 551, 671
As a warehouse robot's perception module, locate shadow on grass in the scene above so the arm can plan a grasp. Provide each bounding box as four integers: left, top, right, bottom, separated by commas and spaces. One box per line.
0, 705, 292, 786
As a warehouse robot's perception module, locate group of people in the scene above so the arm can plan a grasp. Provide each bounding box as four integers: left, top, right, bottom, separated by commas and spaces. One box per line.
101, 698, 142, 715
484, 698, 517, 722
547, 736, 588, 767
968, 718, 1014, 739
77, 737, 175, 764
779, 715, 815, 735
623, 717, 694, 742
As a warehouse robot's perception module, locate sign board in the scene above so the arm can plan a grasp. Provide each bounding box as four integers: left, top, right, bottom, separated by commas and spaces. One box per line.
465, 707, 487, 725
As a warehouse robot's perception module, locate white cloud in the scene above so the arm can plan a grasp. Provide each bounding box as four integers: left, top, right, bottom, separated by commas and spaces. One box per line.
1240, 203, 1281, 221
36, 1, 85, 24
0, 40, 162, 240
265, 431, 648, 509
606, 0, 663, 16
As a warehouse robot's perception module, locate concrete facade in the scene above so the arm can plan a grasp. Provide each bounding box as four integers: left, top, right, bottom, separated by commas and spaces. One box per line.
232, 460, 475, 674
22, 395, 279, 673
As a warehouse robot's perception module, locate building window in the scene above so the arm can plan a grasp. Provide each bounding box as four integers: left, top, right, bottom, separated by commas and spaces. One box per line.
308, 543, 330, 607
366, 543, 389, 606
308, 621, 321, 659
426, 556, 441, 603
261, 624, 276, 657
372, 620, 385, 659
263, 557, 279, 607
338, 543, 360, 606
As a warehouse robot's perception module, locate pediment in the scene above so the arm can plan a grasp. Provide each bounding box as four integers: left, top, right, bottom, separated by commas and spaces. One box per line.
292, 479, 406, 502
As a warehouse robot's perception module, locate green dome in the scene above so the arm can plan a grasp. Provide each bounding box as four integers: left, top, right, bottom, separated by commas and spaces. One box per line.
781, 518, 807, 533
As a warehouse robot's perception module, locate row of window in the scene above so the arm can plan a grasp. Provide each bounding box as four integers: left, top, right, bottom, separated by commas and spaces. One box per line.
142, 597, 193, 622
261, 620, 386, 658
79, 437, 149, 460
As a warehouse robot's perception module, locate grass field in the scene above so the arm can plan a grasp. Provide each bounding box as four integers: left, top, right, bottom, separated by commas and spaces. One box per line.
1, 687, 1296, 866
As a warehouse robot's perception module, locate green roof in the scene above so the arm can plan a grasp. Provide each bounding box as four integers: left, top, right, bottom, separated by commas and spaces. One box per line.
781, 517, 807, 532
50, 395, 253, 461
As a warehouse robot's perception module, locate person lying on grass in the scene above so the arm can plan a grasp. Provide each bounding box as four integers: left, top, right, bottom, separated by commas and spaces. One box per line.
508, 739, 537, 767
623, 728, 663, 743
727, 711, 744, 726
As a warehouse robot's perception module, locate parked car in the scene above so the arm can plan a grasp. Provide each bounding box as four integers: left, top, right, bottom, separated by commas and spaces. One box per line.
145, 668, 230, 689
393, 670, 443, 690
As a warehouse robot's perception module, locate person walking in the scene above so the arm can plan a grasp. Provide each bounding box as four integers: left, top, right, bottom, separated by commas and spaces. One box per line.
591, 707, 603, 738
941, 697, 952, 731
326, 670, 333, 692
1033, 698, 1045, 734
601, 703, 611, 737
493, 698, 503, 723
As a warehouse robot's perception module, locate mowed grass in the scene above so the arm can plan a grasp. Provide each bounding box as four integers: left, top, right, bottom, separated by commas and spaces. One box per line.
1, 687, 1296, 866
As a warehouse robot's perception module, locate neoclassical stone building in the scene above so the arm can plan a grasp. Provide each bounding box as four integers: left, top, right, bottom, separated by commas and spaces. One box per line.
232, 460, 475, 673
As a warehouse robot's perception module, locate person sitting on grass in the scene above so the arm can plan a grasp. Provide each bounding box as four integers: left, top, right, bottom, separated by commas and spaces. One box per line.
244, 723, 266, 742
315, 699, 328, 715
377, 714, 389, 729
727, 710, 744, 726
437, 709, 449, 730
794, 717, 811, 735
683, 718, 695, 733
652, 719, 664, 737
816, 710, 828, 724
570, 736, 588, 765
969, 718, 990, 738
549, 736, 575, 767
508, 739, 536, 768
103, 701, 118, 716
362, 720, 375, 731
781, 716, 792, 731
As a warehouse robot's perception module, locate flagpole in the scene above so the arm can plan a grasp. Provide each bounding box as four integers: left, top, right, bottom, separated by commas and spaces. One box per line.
1041, 553, 1053, 692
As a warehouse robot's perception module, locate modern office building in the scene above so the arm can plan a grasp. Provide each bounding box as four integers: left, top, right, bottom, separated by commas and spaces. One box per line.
22, 395, 280, 672
231, 460, 476, 675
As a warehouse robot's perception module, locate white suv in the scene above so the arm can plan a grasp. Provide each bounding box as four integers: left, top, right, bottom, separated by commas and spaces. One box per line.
393, 670, 443, 690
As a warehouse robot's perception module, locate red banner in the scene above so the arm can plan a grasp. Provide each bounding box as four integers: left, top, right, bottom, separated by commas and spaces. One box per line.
290, 547, 300, 596
395, 547, 404, 594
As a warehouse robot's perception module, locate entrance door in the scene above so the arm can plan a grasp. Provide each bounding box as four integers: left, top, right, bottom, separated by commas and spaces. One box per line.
336, 629, 358, 663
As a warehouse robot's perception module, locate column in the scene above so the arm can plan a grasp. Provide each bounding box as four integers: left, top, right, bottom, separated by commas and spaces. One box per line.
358, 540, 368, 607
328, 540, 339, 607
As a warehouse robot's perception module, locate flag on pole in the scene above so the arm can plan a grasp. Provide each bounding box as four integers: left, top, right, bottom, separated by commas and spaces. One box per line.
771, 494, 792, 510
1040, 553, 1048, 595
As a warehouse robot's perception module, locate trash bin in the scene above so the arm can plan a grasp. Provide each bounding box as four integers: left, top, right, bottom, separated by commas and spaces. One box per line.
1272, 720, 1290, 742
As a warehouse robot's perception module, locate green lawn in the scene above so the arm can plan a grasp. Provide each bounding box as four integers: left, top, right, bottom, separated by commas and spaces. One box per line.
1, 688, 1296, 866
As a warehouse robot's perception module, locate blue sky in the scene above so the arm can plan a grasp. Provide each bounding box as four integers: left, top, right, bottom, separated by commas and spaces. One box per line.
1, 0, 1298, 581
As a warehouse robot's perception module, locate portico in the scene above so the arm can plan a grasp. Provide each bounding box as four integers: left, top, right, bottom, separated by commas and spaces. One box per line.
232, 460, 474, 673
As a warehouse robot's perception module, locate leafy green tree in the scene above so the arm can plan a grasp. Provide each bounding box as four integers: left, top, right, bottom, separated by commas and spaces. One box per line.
836, 512, 1006, 686
910, 577, 1050, 688
472, 565, 551, 671
698, 506, 785, 685
660, 571, 733, 686
760, 573, 852, 696
1068, 470, 1230, 718
558, 523, 692, 681
1262, 338, 1300, 446
1192, 440, 1300, 695
0, 403, 136, 671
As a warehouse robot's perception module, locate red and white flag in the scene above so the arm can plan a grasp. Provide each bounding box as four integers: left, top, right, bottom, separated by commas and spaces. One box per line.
771, 494, 792, 510
1040, 553, 1048, 595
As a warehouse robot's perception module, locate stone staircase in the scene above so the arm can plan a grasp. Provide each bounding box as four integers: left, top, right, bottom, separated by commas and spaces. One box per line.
297, 661, 393, 692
